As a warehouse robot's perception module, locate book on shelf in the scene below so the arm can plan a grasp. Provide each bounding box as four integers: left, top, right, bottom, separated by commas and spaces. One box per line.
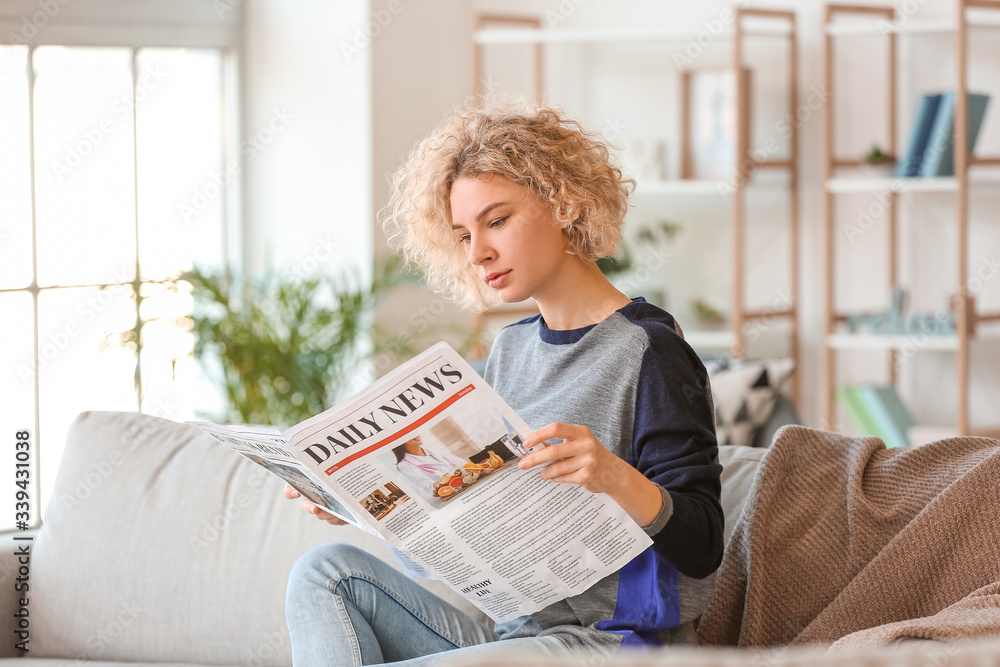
857, 385, 916, 449
836, 384, 917, 448
895, 93, 942, 178
835, 385, 880, 439
917, 92, 990, 177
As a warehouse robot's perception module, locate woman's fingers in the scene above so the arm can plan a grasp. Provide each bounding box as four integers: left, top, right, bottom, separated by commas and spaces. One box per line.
300, 499, 346, 524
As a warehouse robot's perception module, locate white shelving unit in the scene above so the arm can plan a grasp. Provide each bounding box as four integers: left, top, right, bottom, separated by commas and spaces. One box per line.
471, 9, 803, 406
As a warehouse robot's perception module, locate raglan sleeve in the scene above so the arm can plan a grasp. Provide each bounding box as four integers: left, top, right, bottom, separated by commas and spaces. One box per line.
631, 324, 724, 579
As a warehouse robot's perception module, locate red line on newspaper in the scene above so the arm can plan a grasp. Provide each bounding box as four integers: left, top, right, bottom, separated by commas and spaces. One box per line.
324, 383, 476, 475
294, 354, 446, 444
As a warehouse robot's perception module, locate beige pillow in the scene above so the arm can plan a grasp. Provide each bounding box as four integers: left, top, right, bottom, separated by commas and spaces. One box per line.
30, 411, 485, 666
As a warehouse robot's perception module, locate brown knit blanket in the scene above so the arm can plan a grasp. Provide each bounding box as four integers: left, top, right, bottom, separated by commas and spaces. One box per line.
696, 425, 1000, 650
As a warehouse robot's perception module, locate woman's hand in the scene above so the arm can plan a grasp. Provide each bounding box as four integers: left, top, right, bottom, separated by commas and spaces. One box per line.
284, 484, 347, 526
517, 423, 664, 528
518, 423, 625, 494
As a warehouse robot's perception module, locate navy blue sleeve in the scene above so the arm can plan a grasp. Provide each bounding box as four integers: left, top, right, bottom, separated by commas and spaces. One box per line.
632, 320, 724, 580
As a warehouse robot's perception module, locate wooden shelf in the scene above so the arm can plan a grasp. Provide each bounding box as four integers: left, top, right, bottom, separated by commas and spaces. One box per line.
826, 15, 1000, 36
474, 23, 793, 46
827, 333, 959, 351
637, 176, 791, 195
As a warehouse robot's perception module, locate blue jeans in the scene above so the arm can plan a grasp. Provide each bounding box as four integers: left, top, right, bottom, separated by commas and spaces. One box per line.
285, 543, 579, 666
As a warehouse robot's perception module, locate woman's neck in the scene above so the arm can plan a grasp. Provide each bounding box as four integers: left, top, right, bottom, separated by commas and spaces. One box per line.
534, 260, 633, 331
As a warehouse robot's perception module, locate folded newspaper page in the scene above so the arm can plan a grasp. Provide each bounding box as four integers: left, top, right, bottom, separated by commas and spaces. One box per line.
191, 341, 652, 623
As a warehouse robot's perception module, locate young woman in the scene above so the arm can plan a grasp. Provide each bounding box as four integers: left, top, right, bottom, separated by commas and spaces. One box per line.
283, 102, 723, 666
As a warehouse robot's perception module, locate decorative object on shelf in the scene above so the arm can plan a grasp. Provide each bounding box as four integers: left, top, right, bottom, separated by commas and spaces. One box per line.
843, 286, 956, 336
861, 143, 895, 175
680, 67, 752, 180
703, 356, 795, 448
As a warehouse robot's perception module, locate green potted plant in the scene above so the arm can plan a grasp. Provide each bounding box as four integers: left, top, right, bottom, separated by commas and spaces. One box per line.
862, 143, 895, 176
690, 297, 726, 328
181, 255, 414, 427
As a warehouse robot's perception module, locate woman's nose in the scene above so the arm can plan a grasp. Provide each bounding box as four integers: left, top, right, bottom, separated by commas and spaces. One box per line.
468, 234, 494, 264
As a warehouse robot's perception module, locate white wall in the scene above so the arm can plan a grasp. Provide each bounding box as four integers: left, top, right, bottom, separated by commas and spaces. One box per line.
369, 0, 480, 375
243, 0, 373, 278
368, 0, 1000, 433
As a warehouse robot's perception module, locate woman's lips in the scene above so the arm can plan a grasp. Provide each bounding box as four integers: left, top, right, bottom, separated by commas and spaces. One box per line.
486, 271, 510, 288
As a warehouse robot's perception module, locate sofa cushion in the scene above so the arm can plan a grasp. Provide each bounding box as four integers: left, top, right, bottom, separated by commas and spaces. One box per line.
703, 357, 795, 447
30, 411, 486, 666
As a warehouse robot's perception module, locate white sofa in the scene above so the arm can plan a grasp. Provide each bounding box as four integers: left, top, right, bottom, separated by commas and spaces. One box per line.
2, 410, 997, 666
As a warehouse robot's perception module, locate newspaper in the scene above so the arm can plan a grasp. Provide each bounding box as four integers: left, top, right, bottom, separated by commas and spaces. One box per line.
190, 341, 652, 623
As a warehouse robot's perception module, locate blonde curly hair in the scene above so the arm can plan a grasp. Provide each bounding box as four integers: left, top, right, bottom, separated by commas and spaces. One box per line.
380, 100, 635, 312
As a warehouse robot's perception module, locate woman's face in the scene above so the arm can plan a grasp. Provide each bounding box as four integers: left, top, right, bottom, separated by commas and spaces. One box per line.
449, 174, 574, 304
403, 437, 424, 456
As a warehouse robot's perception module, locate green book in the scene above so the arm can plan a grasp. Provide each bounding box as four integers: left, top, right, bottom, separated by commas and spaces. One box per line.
836, 385, 881, 439
855, 384, 907, 447
857, 385, 914, 448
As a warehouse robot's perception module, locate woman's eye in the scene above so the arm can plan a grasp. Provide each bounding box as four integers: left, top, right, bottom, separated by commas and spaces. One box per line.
458, 234, 470, 244
490, 217, 507, 228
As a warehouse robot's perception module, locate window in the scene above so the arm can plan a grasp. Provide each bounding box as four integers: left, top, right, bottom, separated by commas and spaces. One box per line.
0, 42, 240, 529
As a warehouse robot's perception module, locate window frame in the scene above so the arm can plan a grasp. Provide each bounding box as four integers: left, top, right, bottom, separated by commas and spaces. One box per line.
0, 10, 245, 531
